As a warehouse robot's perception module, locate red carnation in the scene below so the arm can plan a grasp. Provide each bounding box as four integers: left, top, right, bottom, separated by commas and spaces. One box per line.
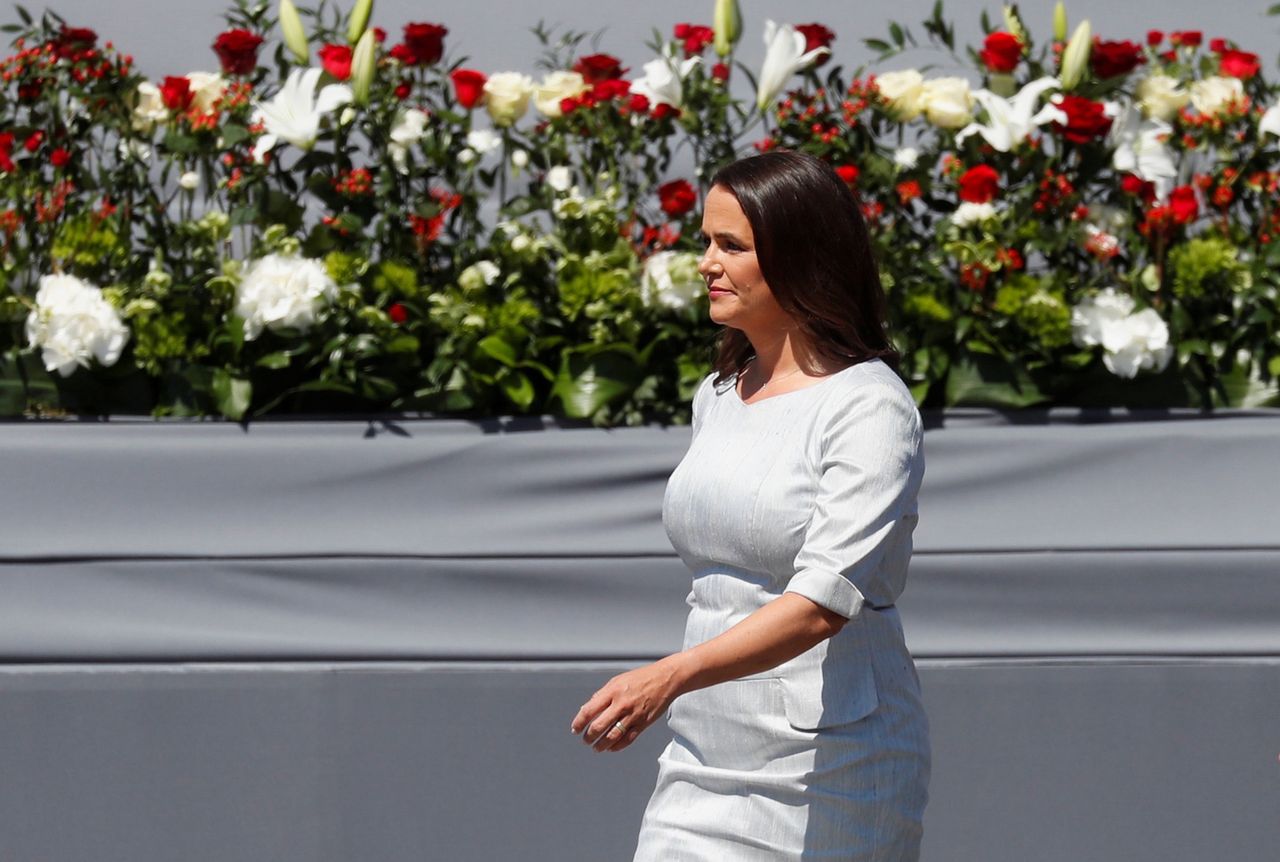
387, 302, 409, 324
318, 44, 353, 80
450, 69, 487, 109
400, 22, 447, 66
1146, 30, 1163, 47
673, 23, 715, 57
658, 179, 697, 218
979, 32, 1022, 73
212, 28, 263, 75
49, 147, 71, 168
1169, 31, 1202, 48
834, 164, 859, 185
24, 131, 43, 152
796, 24, 835, 67
711, 62, 730, 82
1218, 49, 1261, 79
1209, 38, 1228, 54
160, 76, 194, 111
371, 27, 386, 43
651, 102, 678, 120
628, 93, 651, 114
1052, 95, 1113, 143
1120, 173, 1156, 204
573, 53, 626, 84
1090, 39, 1145, 78
1168, 185, 1198, 224
958, 164, 999, 203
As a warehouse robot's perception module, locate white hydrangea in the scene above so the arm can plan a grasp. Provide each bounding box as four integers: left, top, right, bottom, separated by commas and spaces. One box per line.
24, 273, 130, 377
951, 201, 998, 227
1071, 288, 1172, 379
640, 251, 704, 311
234, 253, 339, 340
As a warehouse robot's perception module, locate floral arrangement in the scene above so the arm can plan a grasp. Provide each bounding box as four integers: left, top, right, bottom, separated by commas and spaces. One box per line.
1, 0, 1279, 422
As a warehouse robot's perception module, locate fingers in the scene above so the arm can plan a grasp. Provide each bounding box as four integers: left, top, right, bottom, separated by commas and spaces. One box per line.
592, 714, 645, 753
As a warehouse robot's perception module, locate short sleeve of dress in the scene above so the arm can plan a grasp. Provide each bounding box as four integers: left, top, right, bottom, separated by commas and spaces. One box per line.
784, 381, 924, 620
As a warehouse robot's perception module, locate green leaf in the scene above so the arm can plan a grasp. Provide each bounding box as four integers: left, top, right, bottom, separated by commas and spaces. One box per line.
945, 354, 1047, 407
255, 351, 292, 370
889, 22, 905, 46
551, 347, 642, 418
1216, 366, 1280, 408
385, 334, 420, 354
219, 124, 250, 147
0, 352, 57, 415
477, 335, 517, 366
863, 38, 893, 53
162, 131, 199, 155
500, 372, 535, 410
212, 370, 252, 420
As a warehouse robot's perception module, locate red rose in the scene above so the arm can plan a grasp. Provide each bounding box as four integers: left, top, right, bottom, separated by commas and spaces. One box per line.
711, 62, 730, 82
1168, 185, 1198, 223
834, 164, 859, 185
673, 23, 715, 57
49, 147, 71, 168
212, 28, 263, 75
394, 81, 411, 100
651, 102, 678, 120
24, 131, 43, 152
160, 76, 194, 111
591, 78, 630, 101
387, 302, 409, 324
658, 179, 697, 218
628, 93, 650, 114
1120, 173, 1156, 204
371, 27, 386, 43
1146, 30, 1163, 47
0, 133, 15, 173
958, 164, 999, 203
1169, 31, 1202, 48
979, 32, 1022, 73
389, 43, 416, 65
1090, 38, 1145, 78
1218, 49, 1260, 79
55, 25, 96, 59
559, 96, 581, 115
1052, 95, 1112, 143
450, 69, 487, 109
1209, 38, 1228, 53
318, 44, 353, 81
796, 24, 835, 63
573, 53, 626, 84
401, 22, 447, 66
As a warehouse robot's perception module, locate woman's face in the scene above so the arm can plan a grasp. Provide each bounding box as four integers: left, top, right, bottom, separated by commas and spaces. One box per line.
698, 185, 794, 336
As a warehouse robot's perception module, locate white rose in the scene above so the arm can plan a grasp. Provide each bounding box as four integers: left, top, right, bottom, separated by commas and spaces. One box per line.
546, 165, 573, 192
24, 274, 130, 377
510, 148, 529, 169
458, 260, 501, 292
179, 171, 200, 191
641, 251, 704, 311
466, 128, 502, 155
457, 148, 476, 165
186, 71, 226, 113
132, 80, 168, 132
874, 69, 925, 120
483, 72, 534, 127
893, 146, 919, 169
951, 201, 997, 227
922, 77, 973, 129
1136, 74, 1189, 122
534, 70, 588, 118
234, 253, 339, 340
1190, 75, 1244, 118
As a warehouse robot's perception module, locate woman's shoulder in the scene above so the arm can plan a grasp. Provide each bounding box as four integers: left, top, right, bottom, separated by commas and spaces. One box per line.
821, 359, 922, 437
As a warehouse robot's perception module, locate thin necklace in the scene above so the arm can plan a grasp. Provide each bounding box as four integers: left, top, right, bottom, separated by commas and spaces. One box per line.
745, 358, 806, 391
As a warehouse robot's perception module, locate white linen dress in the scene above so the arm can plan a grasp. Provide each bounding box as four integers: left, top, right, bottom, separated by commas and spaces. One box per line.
632, 358, 930, 861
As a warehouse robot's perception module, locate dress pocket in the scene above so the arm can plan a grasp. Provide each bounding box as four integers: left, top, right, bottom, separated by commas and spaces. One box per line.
776, 618, 880, 730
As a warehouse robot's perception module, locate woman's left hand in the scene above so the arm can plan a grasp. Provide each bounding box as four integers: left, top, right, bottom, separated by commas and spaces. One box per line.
570, 657, 685, 753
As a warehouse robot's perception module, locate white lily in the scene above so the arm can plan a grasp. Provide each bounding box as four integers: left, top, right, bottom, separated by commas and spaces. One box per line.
388, 107, 430, 174
630, 49, 700, 110
1261, 102, 1280, 139
251, 67, 353, 162
756, 20, 829, 112
1108, 102, 1177, 201
956, 76, 1065, 152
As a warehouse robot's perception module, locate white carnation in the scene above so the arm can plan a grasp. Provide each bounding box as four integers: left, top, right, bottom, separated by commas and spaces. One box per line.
24, 273, 130, 377
893, 147, 919, 169
234, 253, 339, 340
640, 251, 704, 311
1071, 288, 1172, 379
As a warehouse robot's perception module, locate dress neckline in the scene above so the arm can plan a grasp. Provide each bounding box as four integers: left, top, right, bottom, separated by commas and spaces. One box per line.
731, 360, 868, 408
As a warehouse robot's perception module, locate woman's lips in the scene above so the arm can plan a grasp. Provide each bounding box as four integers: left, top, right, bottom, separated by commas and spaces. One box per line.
707, 285, 733, 297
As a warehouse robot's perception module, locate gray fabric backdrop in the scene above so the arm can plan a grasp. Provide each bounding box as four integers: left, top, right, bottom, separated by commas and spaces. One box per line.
1, 411, 1279, 861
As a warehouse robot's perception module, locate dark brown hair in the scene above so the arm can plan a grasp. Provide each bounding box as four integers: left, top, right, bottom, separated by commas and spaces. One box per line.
706, 150, 898, 383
